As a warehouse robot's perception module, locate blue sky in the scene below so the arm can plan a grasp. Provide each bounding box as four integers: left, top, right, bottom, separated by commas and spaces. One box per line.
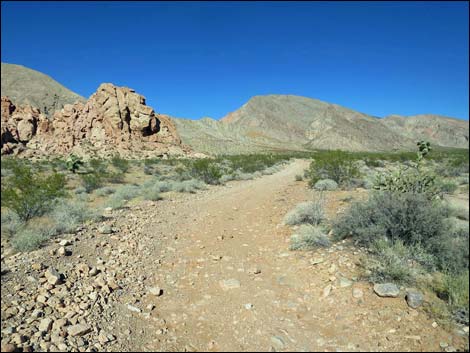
1, 1, 468, 120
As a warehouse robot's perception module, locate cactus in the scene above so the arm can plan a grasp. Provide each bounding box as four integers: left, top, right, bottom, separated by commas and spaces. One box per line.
374, 141, 439, 198
66, 154, 84, 174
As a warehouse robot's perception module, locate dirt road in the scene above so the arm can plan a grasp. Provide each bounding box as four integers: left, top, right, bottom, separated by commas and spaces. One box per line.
1, 160, 467, 352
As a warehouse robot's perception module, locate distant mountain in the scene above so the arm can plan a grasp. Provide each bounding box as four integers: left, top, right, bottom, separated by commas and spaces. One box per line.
2, 63, 467, 155
173, 95, 468, 154
1, 62, 85, 116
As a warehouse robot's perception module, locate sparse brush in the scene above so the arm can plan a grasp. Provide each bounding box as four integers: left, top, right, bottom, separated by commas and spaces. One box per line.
289, 225, 330, 250
11, 224, 57, 252
284, 196, 325, 226
1, 210, 25, 238
49, 199, 101, 234
95, 186, 116, 196
313, 179, 337, 191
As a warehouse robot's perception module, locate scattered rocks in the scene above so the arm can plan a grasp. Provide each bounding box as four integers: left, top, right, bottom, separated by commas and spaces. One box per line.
147, 286, 163, 296
405, 290, 424, 309
373, 283, 400, 298
38, 318, 53, 332
127, 304, 142, 313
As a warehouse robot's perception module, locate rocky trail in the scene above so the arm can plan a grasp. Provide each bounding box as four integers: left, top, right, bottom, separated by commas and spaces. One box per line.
1, 160, 468, 352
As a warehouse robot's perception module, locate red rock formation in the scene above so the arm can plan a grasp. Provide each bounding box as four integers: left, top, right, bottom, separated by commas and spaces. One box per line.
1, 83, 189, 158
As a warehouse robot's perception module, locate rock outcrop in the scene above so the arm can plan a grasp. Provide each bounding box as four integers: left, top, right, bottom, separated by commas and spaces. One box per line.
1, 84, 190, 158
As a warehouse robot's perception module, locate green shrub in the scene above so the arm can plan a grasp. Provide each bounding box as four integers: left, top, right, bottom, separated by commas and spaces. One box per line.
49, 199, 101, 234
313, 179, 338, 191
172, 179, 207, 193
80, 173, 103, 193
95, 186, 116, 196
438, 180, 458, 194
306, 151, 360, 187
284, 197, 325, 226
333, 192, 449, 247
289, 225, 330, 250
111, 155, 130, 173
65, 154, 84, 174
1, 163, 66, 221
143, 187, 163, 201
11, 224, 56, 252
1, 210, 24, 238
190, 159, 222, 185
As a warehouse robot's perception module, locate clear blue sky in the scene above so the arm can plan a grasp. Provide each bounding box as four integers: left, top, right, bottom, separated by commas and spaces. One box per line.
1, 1, 469, 120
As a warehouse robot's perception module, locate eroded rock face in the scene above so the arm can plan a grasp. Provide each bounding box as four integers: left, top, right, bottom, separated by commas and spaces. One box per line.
1, 83, 189, 158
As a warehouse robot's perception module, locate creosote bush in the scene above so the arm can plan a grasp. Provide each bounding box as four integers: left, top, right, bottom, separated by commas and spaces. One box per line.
313, 179, 338, 191
1, 162, 66, 221
306, 150, 360, 188
190, 159, 222, 185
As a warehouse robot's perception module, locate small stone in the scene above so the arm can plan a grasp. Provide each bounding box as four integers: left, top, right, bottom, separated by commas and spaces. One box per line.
405, 290, 424, 309
432, 321, 438, 328
32, 263, 44, 271
57, 247, 67, 256
373, 283, 400, 298
245, 303, 253, 310
271, 336, 285, 350
147, 287, 163, 296
67, 323, 91, 337
328, 264, 337, 274
310, 258, 324, 265
39, 318, 53, 332
99, 225, 113, 234
219, 279, 241, 290
352, 288, 363, 299
127, 304, 142, 313
440, 342, 449, 349
445, 346, 457, 352
248, 266, 261, 275
45, 267, 62, 285
59, 239, 71, 246
322, 284, 332, 297
339, 277, 353, 288
1, 343, 17, 353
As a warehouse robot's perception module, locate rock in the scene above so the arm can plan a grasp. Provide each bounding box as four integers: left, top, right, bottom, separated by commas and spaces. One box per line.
147, 287, 163, 296
339, 277, 353, 288
271, 336, 285, 350
245, 303, 254, 310
310, 258, 324, 265
1, 343, 17, 353
59, 239, 71, 246
98, 225, 113, 234
38, 318, 53, 332
57, 247, 67, 256
322, 284, 332, 297
67, 323, 91, 337
373, 283, 400, 298
44, 267, 62, 285
219, 279, 241, 291
352, 288, 364, 299
405, 290, 424, 309
127, 304, 142, 313
247, 266, 261, 275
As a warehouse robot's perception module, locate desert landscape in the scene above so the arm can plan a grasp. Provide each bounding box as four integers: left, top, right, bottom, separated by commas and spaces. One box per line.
1, 2, 469, 352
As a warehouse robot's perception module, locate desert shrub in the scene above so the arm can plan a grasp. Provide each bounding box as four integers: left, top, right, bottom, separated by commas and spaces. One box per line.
172, 179, 207, 193
143, 165, 153, 175
289, 225, 330, 250
284, 197, 325, 226
1, 210, 24, 238
95, 186, 116, 196
74, 187, 87, 194
105, 185, 140, 209
11, 224, 56, 252
333, 192, 449, 247
313, 179, 338, 191
190, 159, 222, 185
111, 155, 130, 173
155, 181, 171, 192
306, 150, 360, 187
65, 154, 84, 174
49, 199, 101, 234
143, 186, 162, 201
432, 271, 470, 322
80, 173, 103, 193
295, 174, 303, 181
374, 141, 440, 199
1, 163, 66, 221
438, 180, 458, 194
220, 174, 236, 183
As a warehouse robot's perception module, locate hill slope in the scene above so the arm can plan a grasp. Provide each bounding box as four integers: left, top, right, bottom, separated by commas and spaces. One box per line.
1, 62, 85, 116
173, 95, 468, 154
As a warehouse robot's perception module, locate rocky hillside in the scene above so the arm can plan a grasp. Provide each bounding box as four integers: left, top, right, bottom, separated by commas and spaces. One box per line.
1, 84, 190, 158
1, 63, 85, 116
173, 95, 469, 154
